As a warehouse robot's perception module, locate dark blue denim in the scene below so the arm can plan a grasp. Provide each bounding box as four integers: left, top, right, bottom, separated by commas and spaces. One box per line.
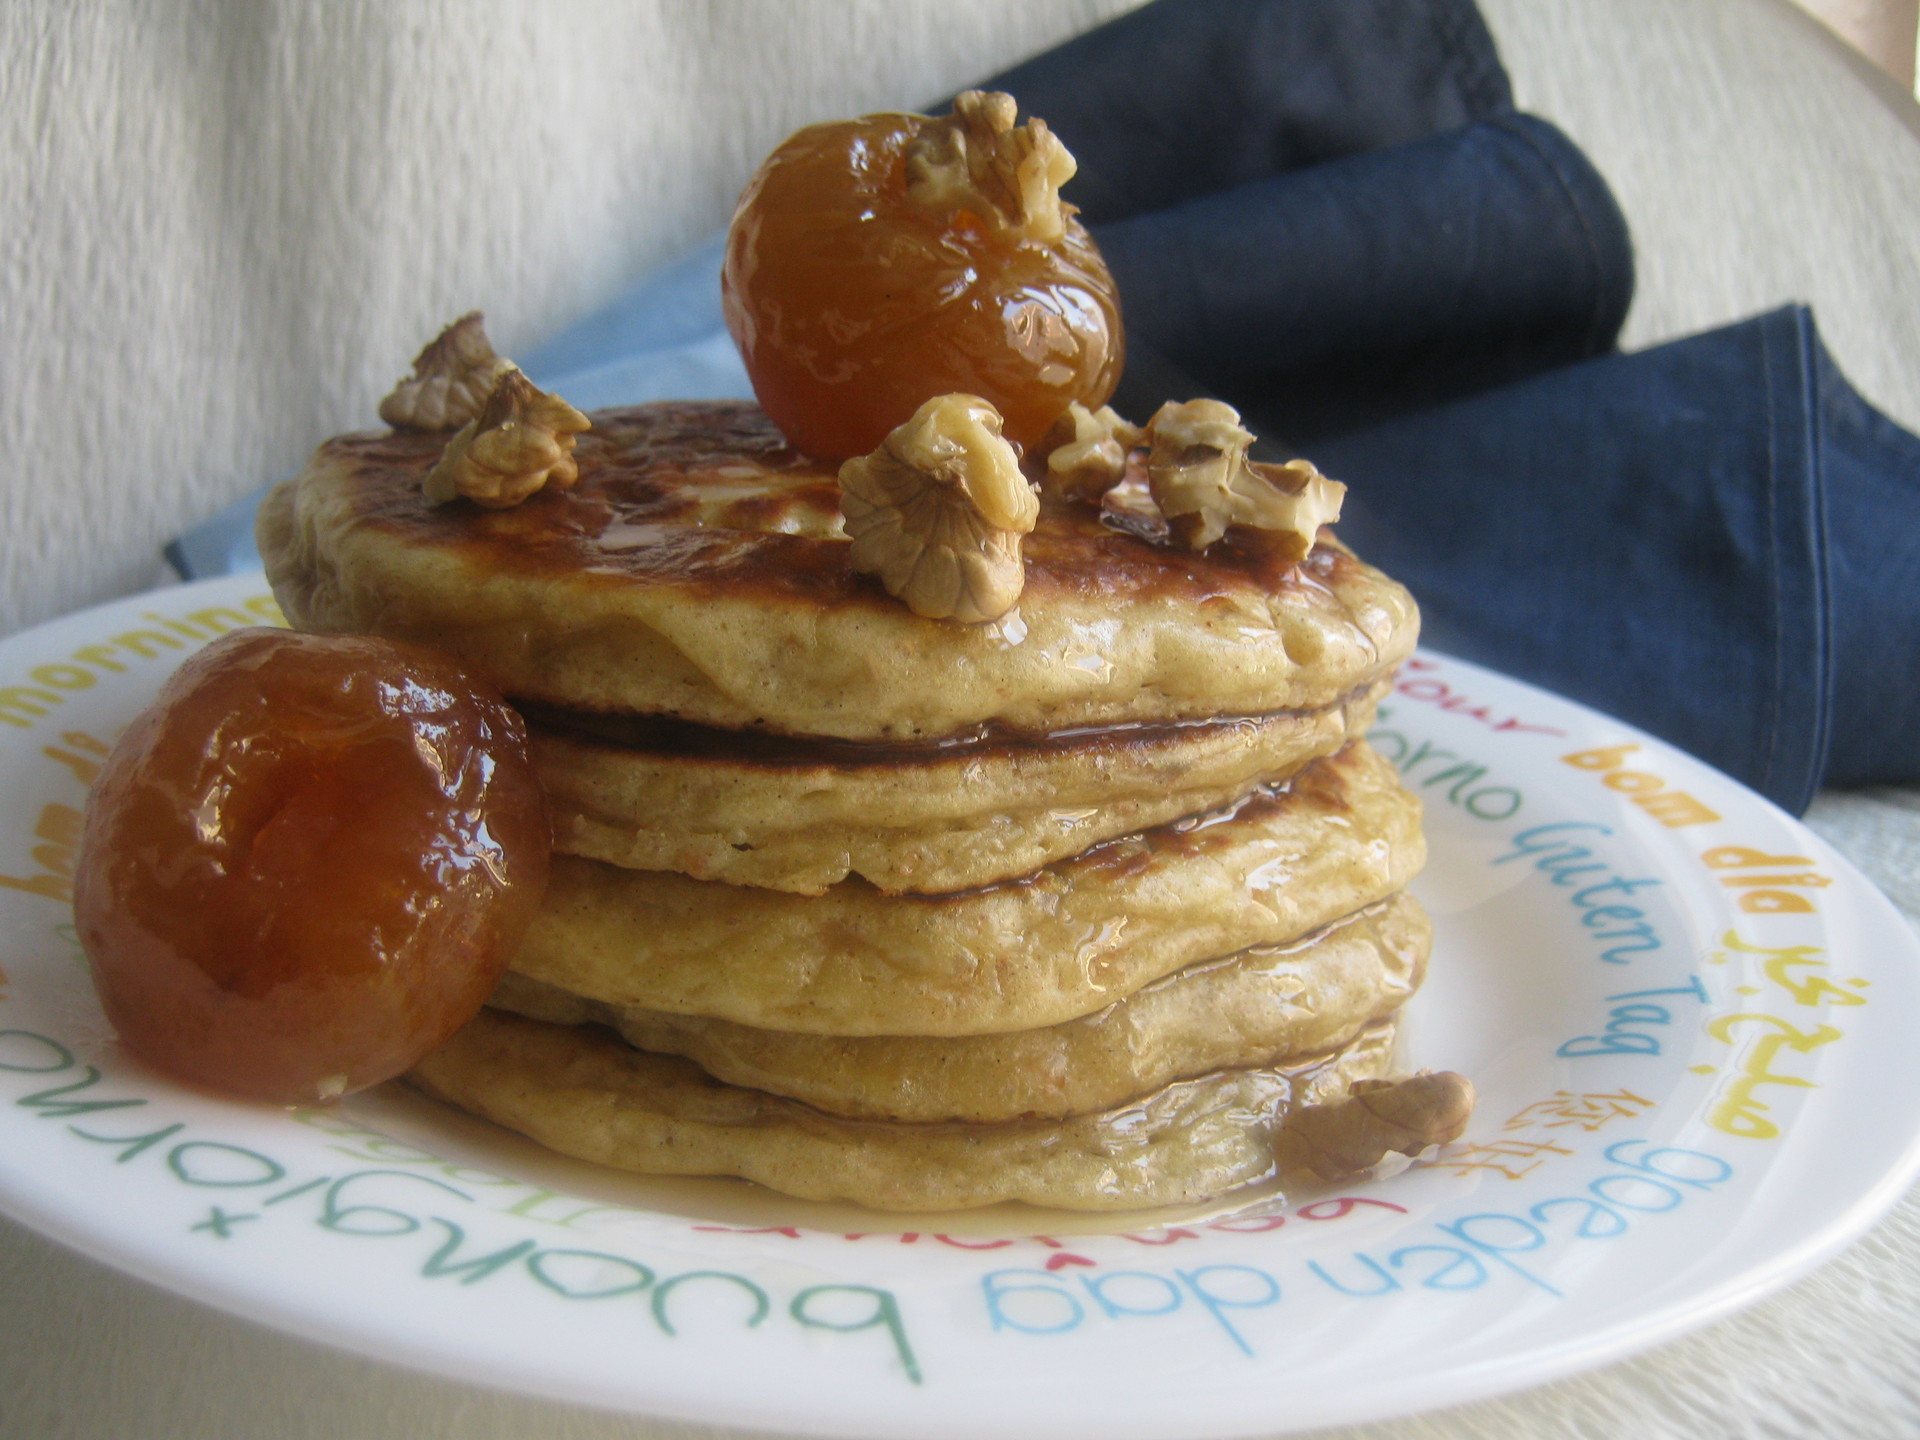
980, 0, 1631, 440
1314, 307, 1920, 813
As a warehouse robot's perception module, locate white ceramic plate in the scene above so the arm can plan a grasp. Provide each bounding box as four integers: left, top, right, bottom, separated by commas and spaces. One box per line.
3, 574, 1917, 1439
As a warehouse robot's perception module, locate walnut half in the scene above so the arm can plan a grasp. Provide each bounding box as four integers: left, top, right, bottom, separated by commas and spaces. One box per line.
1274, 1071, 1476, 1184
904, 90, 1077, 245
423, 369, 591, 509
379, 313, 518, 432
839, 394, 1040, 623
1145, 399, 1347, 558
1040, 401, 1142, 505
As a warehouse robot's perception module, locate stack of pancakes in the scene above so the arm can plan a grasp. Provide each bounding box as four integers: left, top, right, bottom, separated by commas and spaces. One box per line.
259, 400, 1430, 1212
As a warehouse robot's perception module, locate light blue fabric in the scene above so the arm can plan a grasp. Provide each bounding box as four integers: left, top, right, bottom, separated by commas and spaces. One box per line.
515, 237, 734, 382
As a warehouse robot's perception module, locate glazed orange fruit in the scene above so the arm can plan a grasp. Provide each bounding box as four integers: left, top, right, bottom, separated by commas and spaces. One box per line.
73, 628, 549, 1104
723, 93, 1123, 462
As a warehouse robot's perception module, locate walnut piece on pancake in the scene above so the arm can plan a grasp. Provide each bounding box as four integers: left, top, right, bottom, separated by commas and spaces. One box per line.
839, 393, 1040, 623
1039, 401, 1142, 504
422, 369, 591, 510
1273, 1070, 1475, 1184
379, 312, 518, 432
905, 90, 1077, 244
1145, 398, 1348, 556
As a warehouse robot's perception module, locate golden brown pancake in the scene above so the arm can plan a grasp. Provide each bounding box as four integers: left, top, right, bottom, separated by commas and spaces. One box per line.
509, 741, 1423, 1036
258, 401, 1418, 741
489, 891, 1426, 1123
527, 679, 1387, 893
409, 1008, 1397, 1212
269, 394, 1453, 1211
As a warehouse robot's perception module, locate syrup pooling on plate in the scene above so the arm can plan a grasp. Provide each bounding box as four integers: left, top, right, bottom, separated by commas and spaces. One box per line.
73, 629, 550, 1104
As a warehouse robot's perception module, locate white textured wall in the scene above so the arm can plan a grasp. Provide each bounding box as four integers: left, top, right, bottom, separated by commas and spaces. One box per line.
1481, 0, 1920, 432
1784, 0, 1919, 86
4, 0, 1919, 641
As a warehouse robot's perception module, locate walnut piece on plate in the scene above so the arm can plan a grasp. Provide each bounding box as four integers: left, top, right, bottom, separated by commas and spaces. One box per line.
905, 90, 1078, 244
1274, 1071, 1476, 1184
423, 369, 591, 510
379, 312, 518, 432
839, 393, 1040, 623
1040, 401, 1142, 504
1145, 398, 1347, 557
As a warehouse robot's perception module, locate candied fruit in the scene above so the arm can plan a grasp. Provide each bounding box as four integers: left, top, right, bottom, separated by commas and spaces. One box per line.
723, 92, 1123, 462
73, 628, 549, 1105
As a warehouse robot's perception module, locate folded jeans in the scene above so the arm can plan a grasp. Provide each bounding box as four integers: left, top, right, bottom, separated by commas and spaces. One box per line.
1314, 306, 1919, 813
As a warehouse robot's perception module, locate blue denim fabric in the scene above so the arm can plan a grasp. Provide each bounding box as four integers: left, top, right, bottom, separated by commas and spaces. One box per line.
980, 0, 1630, 440
1312, 307, 1920, 812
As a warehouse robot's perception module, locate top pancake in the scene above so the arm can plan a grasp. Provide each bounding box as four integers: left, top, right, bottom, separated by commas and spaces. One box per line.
259, 401, 1419, 741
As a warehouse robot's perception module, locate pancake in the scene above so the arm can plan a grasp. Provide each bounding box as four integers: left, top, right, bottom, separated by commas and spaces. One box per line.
510, 740, 1423, 1036
489, 891, 1426, 1124
528, 678, 1387, 894
258, 401, 1418, 741
409, 1008, 1397, 1212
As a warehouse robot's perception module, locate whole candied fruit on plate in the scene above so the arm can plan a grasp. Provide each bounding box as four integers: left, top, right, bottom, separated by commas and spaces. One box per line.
73, 628, 549, 1105
723, 89, 1123, 461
